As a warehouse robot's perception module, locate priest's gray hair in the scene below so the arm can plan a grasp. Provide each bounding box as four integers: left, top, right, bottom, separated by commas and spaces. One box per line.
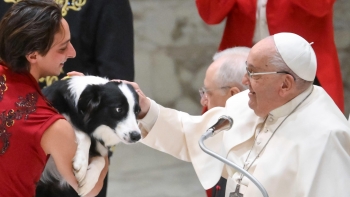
212, 47, 250, 92
269, 50, 312, 91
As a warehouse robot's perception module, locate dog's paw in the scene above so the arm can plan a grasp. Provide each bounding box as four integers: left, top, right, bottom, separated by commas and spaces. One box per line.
73, 131, 91, 183
77, 168, 99, 196
77, 157, 105, 196
72, 149, 88, 183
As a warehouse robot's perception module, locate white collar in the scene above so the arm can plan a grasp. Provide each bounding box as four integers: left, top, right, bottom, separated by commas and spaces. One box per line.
269, 85, 313, 119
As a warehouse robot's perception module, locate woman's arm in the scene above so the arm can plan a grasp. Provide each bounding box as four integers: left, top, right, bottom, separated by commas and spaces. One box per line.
40, 119, 107, 196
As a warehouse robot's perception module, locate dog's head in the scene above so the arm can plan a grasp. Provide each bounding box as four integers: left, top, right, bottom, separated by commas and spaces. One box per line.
68, 76, 142, 146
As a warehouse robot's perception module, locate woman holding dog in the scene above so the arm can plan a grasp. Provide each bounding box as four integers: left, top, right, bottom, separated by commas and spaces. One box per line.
0, 0, 108, 196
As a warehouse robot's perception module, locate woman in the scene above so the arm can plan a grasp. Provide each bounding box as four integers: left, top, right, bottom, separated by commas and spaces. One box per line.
0, 0, 108, 196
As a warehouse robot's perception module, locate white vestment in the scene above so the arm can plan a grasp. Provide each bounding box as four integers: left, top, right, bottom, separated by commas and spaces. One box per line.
139, 85, 350, 197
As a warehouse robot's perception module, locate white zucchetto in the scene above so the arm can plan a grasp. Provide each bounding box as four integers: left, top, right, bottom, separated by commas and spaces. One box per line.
273, 32, 317, 81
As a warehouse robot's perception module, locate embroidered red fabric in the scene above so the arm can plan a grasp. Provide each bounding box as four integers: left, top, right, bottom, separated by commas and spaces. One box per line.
0, 65, 64, 196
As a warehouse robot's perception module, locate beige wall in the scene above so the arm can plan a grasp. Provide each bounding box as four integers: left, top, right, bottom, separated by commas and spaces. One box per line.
131, 0, 350, 116
334, 0, 350, 116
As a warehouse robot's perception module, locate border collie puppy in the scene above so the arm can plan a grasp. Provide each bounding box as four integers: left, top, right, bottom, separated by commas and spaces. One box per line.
35, 76, 141, 197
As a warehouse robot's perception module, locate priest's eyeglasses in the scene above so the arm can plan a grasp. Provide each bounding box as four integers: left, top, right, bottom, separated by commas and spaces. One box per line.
245, 67, 295, 80
199, 86, 231, 98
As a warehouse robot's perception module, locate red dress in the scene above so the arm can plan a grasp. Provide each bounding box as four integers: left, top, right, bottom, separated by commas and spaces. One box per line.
196, 0, 344, 112
0, 65, 64, 196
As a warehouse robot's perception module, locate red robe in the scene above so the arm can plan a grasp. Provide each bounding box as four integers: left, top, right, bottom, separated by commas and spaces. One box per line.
196, 0, 344, 112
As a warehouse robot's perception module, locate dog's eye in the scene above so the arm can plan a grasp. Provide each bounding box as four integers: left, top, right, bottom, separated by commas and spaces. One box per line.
116, 108, 122, 113
134, 106, 141, 115
135, 109, 140, 115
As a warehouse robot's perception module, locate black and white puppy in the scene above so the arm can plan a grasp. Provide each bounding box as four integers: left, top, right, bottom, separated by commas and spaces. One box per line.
36, 76, 142, 197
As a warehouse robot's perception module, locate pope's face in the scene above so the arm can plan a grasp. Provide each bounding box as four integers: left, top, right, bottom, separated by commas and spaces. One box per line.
242, 37, 285, 117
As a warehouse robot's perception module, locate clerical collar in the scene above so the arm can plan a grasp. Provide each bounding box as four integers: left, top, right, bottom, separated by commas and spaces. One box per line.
269, 85, 314, 119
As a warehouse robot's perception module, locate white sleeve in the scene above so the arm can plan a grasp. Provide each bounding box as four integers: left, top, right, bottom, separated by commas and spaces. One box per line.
140, 101, 227, 189
137, 98, 159, 132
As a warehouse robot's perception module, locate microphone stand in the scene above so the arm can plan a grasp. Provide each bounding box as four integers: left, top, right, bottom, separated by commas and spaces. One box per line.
198, 115, 269, 197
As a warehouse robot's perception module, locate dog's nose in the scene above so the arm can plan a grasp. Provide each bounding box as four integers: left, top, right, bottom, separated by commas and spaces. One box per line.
129, 131, 141, 142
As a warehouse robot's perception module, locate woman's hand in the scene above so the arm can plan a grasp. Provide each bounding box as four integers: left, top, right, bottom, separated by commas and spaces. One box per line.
67, 71, 85, 76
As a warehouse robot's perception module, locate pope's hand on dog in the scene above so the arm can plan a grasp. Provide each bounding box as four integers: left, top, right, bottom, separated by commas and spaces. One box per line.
66, 71, 151, 119
114, 80, 150, 119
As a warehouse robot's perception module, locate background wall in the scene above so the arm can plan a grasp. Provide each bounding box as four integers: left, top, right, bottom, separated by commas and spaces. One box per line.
131, 0, 350, 116
132, 0, 223, 115
334, 0, 350, 116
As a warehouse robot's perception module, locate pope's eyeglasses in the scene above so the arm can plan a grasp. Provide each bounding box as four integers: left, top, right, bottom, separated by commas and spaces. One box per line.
245, 67, 295, 80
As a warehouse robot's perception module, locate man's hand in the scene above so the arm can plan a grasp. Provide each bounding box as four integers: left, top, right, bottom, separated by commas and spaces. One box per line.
66, 71, 150, 119
112, 80, 150, 119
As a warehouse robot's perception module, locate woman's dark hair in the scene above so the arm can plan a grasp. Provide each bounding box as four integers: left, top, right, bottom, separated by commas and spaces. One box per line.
0, 0, 62, 72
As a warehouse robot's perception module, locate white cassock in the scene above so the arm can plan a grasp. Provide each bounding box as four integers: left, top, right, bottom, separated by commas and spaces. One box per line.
139, 85, 350, 197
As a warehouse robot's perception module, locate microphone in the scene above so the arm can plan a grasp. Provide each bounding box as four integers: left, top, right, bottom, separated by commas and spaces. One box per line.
198, 115, 269, 197
201, 115, 233, 140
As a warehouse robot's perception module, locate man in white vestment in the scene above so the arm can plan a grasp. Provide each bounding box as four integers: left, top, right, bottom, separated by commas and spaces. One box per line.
130, 32, 350, 197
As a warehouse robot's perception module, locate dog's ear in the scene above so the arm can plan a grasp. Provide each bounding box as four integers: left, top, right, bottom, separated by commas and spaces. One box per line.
77, 85, 103, 123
